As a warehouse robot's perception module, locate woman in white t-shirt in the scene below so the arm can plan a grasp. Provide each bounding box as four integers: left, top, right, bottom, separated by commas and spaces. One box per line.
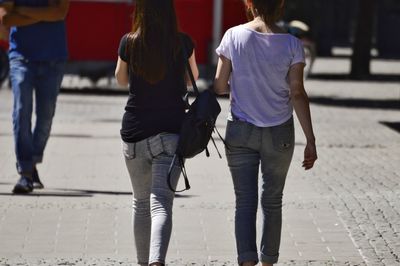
214, 0, 317, 265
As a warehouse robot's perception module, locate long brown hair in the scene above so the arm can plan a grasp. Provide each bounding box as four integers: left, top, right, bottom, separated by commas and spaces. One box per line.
126, 0, 180, 84
248, 0, 285, 24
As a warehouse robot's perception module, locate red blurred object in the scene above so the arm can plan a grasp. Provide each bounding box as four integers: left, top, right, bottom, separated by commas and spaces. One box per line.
175, 0, 213, 64
1, 0, 247, 84
66, 0, 246, 65
223, 0, 247, 33
66, 0, 135, 62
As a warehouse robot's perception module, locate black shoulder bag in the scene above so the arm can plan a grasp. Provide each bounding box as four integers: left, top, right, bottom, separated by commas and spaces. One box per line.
167, 46, 223, 192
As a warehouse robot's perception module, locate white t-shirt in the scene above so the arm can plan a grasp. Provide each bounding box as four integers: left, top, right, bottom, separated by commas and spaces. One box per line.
216, 25, 305, 127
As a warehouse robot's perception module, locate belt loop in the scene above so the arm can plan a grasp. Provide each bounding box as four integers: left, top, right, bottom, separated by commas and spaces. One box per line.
146, 138, 153, 158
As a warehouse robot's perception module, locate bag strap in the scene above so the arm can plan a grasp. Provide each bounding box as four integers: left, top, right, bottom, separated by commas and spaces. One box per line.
167, 154, 190, 192
181, 42, 200, 97
166, 40, 197, 193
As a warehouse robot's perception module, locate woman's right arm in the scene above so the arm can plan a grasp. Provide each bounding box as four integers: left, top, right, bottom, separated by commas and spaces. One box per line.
288, 63, 317, 170
115, 57, 129, 87
2, 0, 69, 27
1, 4, 39, 27
2, 13, 39, 27
14, 0, 69, 22
214, 55, 232, 95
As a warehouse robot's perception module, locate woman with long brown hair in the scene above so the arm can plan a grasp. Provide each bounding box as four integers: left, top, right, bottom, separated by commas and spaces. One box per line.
214, 0, 317, 265
115, 1, 198, 265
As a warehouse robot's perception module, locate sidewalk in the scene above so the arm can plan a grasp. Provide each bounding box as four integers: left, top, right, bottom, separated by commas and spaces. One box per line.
0, 58, 399, 265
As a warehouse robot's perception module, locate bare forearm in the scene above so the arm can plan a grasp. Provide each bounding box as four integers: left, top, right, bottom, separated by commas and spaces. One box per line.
214, 56, 232, 95
2, 13, 39, 27
15, 6, 68, 22
291, 91, 315, 143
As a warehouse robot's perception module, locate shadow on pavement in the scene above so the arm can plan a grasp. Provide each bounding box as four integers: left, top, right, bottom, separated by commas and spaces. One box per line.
309, 73, 400, 82
309, 96, 400, 110
0, 192, 92, 197
0, 185, 128, 197
60, 87, 128, 96
0, 186, 196, 198
380, 122, 400, 133
54, 188, 131, 196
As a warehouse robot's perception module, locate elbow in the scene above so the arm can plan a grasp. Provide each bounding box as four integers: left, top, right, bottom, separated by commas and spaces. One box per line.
49, 12, 67, 21
2, 16, 11, 27
213, 80, 229, 95
116, 78, 129, 87
46, 7, 69, 21
115, 74, 129, 87
54, 3, 70, 21
290, 90, 309, 104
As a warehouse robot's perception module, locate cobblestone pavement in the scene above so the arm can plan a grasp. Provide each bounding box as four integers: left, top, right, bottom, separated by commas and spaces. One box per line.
0, 58, 399, 265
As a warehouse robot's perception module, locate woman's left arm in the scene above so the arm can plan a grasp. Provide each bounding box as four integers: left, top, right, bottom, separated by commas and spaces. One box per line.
185, 49, 199, 85
115, 57, 129, 87
289, 63, 317, 170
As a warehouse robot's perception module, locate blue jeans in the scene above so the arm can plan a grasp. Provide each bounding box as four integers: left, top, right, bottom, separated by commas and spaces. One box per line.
123, 133, 182, 266
10, 58, 65, 175
225, 117, 295, 265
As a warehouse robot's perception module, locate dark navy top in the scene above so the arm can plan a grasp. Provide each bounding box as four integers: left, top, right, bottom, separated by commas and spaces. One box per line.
8, 0, 68, 61
118, 33, 194, 143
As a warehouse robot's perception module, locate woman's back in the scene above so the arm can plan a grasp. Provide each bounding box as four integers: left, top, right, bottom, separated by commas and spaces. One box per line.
216, 24, 305, 127
118, 33, 194, 143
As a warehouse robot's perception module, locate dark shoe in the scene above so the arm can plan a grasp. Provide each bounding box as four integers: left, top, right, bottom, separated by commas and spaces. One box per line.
32, 168, 44, 189
12, 176, 33, 194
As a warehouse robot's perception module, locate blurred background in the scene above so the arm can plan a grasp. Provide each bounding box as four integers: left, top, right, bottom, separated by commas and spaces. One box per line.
1, 0, 399, 91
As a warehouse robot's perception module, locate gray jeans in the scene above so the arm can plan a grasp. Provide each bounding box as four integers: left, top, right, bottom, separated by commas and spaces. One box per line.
225, 117, 294, 265
123, 133, 181, 266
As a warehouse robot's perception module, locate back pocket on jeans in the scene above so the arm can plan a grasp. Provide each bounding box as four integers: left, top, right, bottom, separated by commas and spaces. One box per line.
225, 120, 253, 148
271, 118, 294, 152
159, 133, 179, 156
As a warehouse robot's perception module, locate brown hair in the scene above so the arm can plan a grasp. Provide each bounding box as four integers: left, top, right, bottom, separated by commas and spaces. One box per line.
126, 0, 181, 84
250, 0, 285, 24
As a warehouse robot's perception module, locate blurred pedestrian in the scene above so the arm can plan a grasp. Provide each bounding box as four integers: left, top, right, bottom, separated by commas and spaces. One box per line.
214, 0, 317, 265
114, 0, 198, 265
0, 0, 69, 194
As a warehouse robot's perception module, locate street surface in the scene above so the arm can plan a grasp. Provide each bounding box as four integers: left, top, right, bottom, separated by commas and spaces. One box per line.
0, 58, 399, 265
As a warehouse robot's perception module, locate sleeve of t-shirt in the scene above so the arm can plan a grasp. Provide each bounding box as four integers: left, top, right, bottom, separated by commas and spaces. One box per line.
290, 37, 306, 66
181, 33, 194, 59
118, 34, 128, 62
215, 29, 232, 60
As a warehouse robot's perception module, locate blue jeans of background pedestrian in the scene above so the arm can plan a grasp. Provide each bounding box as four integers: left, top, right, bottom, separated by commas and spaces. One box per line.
123, 133, 182, 266
225, 117, 295, 265
10, 58, 65, 175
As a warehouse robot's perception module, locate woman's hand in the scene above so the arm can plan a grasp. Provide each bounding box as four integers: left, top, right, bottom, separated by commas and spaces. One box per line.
303, 141, 317, 170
